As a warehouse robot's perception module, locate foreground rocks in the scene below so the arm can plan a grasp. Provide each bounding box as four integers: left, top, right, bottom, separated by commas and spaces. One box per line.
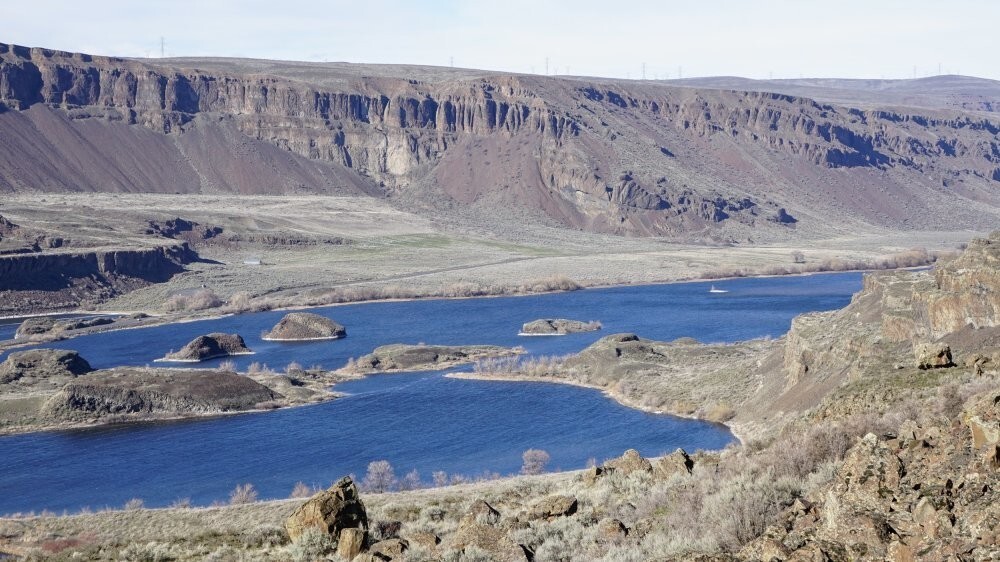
741, 391, 1000, 560
159, 333, 253, 362
286, 476, 368, 543
262, 312, 346, 341
519, 318, 601, 335
449, 500, 529, 561
346, 344, 523, 374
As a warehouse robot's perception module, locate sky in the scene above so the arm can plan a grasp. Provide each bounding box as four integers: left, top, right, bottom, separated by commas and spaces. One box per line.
4, 0, 998, 80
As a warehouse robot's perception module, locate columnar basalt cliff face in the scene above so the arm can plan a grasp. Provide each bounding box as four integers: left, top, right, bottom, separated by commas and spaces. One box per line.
2, 43, 999, 238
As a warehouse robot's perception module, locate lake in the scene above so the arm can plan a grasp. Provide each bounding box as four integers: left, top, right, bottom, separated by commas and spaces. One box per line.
0, 272, 862, 514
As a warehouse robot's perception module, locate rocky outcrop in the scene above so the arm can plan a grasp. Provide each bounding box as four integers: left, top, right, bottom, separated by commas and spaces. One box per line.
519, 318, 601, 336
0, 243, 195, 315
347, 344, 521, 373
262, 312, 346, 341
741, 395, 1000, 560
159, 333, 253, 362
448, 500, 528, 562
653, 448, 695, 480
285, 476, 368, 543
604, 449, 654, 476
0, 349, 92, 387
368, 538, 409, 559
524, 495, 578, 521
40, 367, 279, 420
914, 342, 954, 369
336, 528, 365, 560
0, 244, 193, 291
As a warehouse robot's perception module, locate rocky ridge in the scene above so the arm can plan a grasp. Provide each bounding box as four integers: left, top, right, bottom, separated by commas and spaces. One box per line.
0, 243, 195, 315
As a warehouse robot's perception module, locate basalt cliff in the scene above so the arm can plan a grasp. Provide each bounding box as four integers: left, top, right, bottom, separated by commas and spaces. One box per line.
2, 43, 999, 240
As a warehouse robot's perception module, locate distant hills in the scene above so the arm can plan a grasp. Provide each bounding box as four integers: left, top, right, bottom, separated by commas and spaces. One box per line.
2, 42, 998, 242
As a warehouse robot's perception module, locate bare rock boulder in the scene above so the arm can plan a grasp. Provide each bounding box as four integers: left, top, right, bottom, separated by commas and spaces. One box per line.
580, 465, 611, 486
369, 538, 408, 560
604, 449, 653, 476
263, 312, 346, 341
914, 342, 954, 370
964, 391, 1000, 449
285, 476, 368, 543
405, 531, 441, 550
834, 433, 903, 512
525, 495, 578, 521
596, 519, 629, 543
449, 500, 528, 562
160, 333, 253, 362
337, 528, 365, 560
654, 448, 694, 480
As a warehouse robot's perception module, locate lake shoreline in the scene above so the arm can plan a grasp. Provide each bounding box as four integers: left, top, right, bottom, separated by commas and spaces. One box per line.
445, 371, 746, 445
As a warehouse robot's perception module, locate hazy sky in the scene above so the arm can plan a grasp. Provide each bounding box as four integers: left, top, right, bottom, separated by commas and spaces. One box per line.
5, 0, 998, 80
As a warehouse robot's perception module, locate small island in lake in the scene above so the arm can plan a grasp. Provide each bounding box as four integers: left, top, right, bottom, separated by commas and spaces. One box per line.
263, 312, 346, 341
159, 333, 254, 362
0, 348, 354, 434
519, 318, 602, 336
344, 343, 524, 374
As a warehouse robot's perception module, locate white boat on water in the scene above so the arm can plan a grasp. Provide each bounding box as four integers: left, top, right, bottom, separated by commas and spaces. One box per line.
709, 285, 728, 293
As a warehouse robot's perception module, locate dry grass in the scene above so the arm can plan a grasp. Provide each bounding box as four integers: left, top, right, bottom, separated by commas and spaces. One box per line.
162, 288, 223, 312
700, 247, 944, 280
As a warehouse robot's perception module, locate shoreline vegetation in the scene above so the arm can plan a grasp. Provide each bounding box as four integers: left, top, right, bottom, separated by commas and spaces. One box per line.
0, 247, 948, 353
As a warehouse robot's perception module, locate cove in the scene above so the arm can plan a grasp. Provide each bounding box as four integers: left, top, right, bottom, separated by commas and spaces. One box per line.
0, 272, 863, 514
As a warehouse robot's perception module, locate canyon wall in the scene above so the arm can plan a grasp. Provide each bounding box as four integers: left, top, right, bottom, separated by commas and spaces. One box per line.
2, 43, 999, 238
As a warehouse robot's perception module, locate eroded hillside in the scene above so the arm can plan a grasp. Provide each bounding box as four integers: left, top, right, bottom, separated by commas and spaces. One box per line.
2, 43, 999, 241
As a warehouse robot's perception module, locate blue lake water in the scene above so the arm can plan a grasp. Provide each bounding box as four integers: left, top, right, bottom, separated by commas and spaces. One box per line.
0, 272, 863, 514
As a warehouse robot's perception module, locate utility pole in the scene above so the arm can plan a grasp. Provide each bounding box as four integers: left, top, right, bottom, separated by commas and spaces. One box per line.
938, 62, 942, 75
160, 36, 165, 58
678, 66, 682, 79
450, 56, 454, 67
545, 57, 549, 75
642, 62, 646, 80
